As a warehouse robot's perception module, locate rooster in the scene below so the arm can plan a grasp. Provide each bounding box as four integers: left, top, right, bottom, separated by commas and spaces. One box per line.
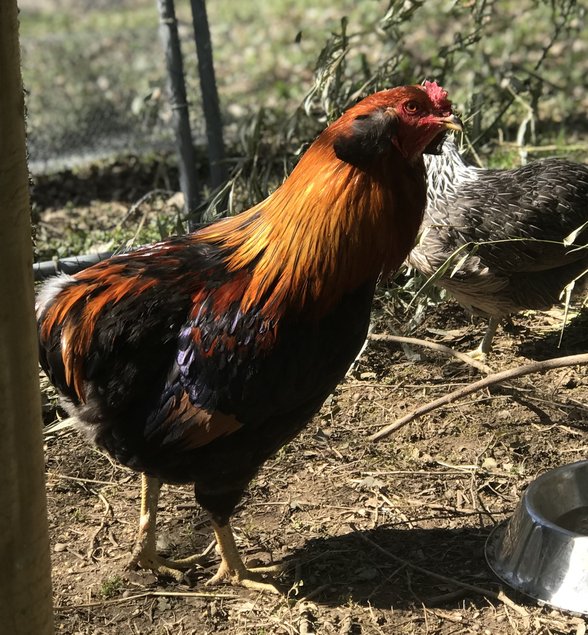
409, 138, 588, 356
37, 82, 461, 592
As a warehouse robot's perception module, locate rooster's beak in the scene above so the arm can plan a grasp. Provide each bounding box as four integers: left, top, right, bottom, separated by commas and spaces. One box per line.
436, 114, 463, 132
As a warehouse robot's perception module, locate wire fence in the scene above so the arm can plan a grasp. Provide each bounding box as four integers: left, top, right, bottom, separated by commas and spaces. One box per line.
21, 1, 208, 174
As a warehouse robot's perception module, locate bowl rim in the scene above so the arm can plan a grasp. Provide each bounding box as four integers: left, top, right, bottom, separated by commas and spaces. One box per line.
523, 459, 588, 539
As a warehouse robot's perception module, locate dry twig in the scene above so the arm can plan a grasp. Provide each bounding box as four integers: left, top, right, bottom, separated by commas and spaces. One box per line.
369, 353, 588, 442
54, 590, 239, 612
87, 489, 114, 560
368, 333, 493, 374
46, 472, 117, 486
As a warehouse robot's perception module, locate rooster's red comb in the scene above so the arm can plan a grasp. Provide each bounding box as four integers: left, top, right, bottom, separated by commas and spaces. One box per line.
422, 80, 452, 112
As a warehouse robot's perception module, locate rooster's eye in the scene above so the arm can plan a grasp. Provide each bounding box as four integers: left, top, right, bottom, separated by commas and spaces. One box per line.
404, 101, 420, 114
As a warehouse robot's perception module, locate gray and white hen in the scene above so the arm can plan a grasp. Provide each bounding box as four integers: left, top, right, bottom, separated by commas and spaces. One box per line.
409, 138, 588, 356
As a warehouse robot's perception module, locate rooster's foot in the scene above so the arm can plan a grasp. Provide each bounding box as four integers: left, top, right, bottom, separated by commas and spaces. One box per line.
208, 520, 287, 593
127, 540, 216, 581
205, 560, 284, 594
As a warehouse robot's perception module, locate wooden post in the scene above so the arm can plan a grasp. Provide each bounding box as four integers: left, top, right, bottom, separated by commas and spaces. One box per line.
0, 2, 54, 633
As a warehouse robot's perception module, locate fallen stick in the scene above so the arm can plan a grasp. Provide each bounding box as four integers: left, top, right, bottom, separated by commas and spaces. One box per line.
368, 332, 493, 374
369, 353, 588, 442
54, 589, 239, 612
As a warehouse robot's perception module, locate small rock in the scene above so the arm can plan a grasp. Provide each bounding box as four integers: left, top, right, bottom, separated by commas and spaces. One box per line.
481, 457, 497, 469
156, 534, 172, 554
355, 566, 378, 581
53, 543, 68, 553
165, 192, 185, 210
141, 573, 158, 586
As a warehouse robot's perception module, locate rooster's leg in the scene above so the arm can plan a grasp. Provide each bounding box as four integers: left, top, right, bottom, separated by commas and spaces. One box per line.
206, 520, 283, 593
127, 474, 214, 580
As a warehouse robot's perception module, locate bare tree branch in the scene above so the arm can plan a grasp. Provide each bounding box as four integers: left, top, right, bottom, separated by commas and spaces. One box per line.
368, 332, 493, 374
369, 353, 588, 442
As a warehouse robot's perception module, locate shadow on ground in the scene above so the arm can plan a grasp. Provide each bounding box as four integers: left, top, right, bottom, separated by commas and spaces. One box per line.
31, 157, 180, 209
517, 309, 588, 361
276, 524, 532, 610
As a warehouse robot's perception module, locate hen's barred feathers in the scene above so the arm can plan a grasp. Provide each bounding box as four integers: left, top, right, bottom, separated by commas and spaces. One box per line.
37, 83, 461, 588
410, 139, 588, 326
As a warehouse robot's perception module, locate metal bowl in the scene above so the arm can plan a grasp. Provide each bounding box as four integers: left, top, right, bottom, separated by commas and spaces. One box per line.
485, 460, 588, 615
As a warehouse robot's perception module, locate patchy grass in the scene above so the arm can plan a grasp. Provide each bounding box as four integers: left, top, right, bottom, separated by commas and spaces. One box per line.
99, 575, 124, 600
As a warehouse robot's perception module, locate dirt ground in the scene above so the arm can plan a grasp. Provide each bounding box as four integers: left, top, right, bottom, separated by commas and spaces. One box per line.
33, 163, 588, 635
40, 294, 588, 634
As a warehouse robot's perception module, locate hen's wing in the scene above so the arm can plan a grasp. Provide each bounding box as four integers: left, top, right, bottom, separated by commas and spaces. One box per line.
422, 161, 586, 266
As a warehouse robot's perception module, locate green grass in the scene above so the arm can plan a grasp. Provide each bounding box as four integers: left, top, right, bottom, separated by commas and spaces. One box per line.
99, 575, 123, 599
20, 5, 156, 37
33, 181, 184, 262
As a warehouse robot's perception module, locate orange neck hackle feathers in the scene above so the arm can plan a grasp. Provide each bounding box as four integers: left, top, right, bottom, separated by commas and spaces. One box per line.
41, 85, 456, 334
198, 87, 439, 320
